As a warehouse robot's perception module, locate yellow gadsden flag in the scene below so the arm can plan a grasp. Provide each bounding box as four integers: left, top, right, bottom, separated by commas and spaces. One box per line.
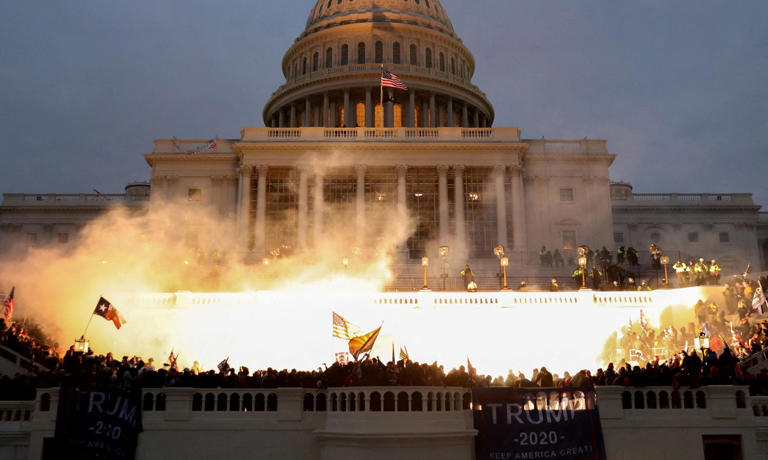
348, 325, 382, 361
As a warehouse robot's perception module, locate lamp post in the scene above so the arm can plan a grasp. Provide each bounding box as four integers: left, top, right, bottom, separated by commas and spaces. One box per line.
500, 257, 510, 290
578, 256, 587, 290
661, 255, 670, 286
342, 256, 349, 272
439, 246, 449, 290
421, 256, 430, 291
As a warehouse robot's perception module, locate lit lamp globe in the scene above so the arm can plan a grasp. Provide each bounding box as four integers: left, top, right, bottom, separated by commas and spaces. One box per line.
439, 246, 449, 258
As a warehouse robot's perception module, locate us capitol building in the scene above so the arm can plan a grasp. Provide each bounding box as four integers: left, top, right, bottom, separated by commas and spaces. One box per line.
1, 0, 766, 277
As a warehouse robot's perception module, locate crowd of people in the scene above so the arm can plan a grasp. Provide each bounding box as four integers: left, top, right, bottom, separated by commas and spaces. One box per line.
1, 303, 767, 402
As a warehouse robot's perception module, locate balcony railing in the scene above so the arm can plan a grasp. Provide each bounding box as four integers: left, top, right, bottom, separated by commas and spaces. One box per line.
1, 193, 148, 206
240, 127, 521, 142
617, 193, 754, 205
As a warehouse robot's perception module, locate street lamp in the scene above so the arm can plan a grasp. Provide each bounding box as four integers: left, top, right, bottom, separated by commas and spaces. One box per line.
494, 245, 505, 289
578, 256, 588, 290
342, 256, 349, 272
421, 256, 430, 290
500, 257, 510, 290
439, 246, 449, 290
660, 255, 670, 286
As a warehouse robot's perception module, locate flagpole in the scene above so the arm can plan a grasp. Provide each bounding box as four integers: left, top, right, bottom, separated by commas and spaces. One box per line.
80, 313, 95, 339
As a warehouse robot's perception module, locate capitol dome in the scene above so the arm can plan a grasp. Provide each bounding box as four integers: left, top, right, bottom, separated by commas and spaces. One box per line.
263, 0, 494, 129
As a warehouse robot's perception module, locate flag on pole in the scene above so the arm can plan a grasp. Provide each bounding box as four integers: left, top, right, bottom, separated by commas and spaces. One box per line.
753, 282, 767, 315
348, 325, 382, 360
399, 345, 409, 362
381, 69, 408, 91
93, 297, 125, 330
217, 357, 230, 373
3, 287, 14, 324
332, 312, 362, 340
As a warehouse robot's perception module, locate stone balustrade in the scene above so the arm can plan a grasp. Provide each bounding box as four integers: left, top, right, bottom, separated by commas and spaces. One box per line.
239, 127, 520, 142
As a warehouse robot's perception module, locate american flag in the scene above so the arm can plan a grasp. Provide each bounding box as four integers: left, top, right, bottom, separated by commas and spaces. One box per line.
332, 312, 362, 340
3, 287, 14, 324
381, 69, 408, 91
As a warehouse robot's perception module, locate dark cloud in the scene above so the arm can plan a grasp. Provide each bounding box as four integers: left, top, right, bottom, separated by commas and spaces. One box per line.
1, 0, 766, 206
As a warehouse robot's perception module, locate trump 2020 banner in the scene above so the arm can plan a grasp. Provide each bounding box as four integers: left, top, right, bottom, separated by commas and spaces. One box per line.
472, 387, 606, 460
53, 386, 143, 460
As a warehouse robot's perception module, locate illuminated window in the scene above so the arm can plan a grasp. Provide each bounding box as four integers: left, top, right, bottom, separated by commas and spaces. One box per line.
562, 231, 576, 250
188, 188, 202, 202
356, 102, 365, 127
560, 188, 574, 202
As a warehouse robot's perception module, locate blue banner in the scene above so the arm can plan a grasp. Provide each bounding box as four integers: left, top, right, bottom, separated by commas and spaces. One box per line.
472, 387, 606, 460
54, 386, 143, 460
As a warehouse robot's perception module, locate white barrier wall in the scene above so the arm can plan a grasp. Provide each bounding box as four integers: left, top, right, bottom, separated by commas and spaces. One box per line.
2, 385, 767, 460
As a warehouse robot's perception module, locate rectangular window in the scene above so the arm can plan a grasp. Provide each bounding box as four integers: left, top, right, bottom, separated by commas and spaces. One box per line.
58, 233, 69, 243
688, 232, 699, 243
560, 188, 574, 202
562, 230, 576, 250
188, 188, 202, 202
719, 232, 730, 243
613, 232, 624, 243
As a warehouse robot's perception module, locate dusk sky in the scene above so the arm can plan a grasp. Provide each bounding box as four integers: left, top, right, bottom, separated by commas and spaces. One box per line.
1, 0, 766, 207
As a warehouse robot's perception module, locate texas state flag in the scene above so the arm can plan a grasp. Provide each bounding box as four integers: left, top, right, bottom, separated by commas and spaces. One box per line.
93, 297, 126, 330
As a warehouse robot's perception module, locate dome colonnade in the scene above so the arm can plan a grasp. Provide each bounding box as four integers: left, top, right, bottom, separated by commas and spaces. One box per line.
263, 0, 494, 129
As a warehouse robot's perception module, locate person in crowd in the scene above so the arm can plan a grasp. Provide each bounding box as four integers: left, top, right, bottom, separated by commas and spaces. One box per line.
694, 258, 709, 286
616, 246, 625, 265
553, 249, 564, 268
517, 281, 528, 292
673, 260, 688, 287
539, 246, 547, 267
571, 267, 584, 288
549, 278, 560, 292
461, 264, 476, 291
626, 247, 639, 266
709, 260, 721, 285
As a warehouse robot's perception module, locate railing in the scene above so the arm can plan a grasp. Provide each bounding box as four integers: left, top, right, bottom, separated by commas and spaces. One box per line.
752, 396, 768, 417
1, 193, 135, 205
307, 387, 471, 413
0, 344, 50, 374
0, 401, 33, 423
240, 127, 521, 142
622, 193, 754, 205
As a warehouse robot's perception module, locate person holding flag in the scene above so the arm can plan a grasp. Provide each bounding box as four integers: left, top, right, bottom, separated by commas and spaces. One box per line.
93, 297, 126, 330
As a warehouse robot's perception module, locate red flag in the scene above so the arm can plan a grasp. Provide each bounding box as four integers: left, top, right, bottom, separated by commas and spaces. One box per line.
348, 325, 382, 360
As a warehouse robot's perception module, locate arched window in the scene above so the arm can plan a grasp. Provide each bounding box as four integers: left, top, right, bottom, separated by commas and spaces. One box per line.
143, 393, 154, 411
229, 394, 240, 412
242, 394, 253, 411
439, 52, 445, 71
155, 393, 166, 411
341, 44, 348, 65
410, 44, 417, 65
375, 41, 383, 64
312, 52, 319, 72
216, 393, 227, 411
425, 48, 432, 68
357, 42, 366, 64
204, 393, 215, 411
192, 393, 203, 411
302, 57, 307, 75
393, 42, 401, 64
325, 47, 333, 68
451, 57, 455, 74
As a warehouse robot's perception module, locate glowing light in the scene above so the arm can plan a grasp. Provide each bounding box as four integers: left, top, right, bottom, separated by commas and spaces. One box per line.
468, 192, 480, 201
414, 192, 423, 197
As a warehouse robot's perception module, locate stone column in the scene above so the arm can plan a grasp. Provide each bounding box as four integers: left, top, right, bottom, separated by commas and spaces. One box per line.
462, 104, 469, 128
278, 109, 285, 128
365, 88, 373, 127
453, 165, 466, 246
313, 105, 320, 127
237, 165, 253, 249
494, 165, 508, 249
447, 98, 454, 127
330, 100, 337, 128
437, 164, 449, 245
384, 89, 394, 127
313, 173, 324, 246
473, 110, 479, 128
510, 165, 528, 261
297, 167, 309, 249
429, 93, 436, 128
254, 165, 269, 253
343, 90, 351, 127
289, 103, 296, 128
355, 164, 367, 245
421, 100, 429, 128
322, 93, 329, 127
304, 98, 312, 127
396, 164, 408, 218
408, 90, 416, 128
